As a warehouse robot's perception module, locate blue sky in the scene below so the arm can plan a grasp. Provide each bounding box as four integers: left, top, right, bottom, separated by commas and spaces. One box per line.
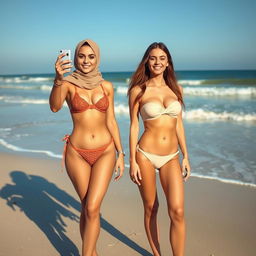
0, 0, 255, 74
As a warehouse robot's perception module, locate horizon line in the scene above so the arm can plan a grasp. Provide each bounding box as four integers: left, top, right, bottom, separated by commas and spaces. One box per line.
1, 68, 256, 76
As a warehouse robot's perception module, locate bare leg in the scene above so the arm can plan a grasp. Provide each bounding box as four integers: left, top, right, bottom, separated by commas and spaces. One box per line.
159, 157, 185, 256
82, 142, 116, 256
65, 144, 98, 256
136, 151, 161, 256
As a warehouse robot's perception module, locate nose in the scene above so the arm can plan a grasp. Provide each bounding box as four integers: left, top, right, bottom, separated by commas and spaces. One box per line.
83, 56, 89, 63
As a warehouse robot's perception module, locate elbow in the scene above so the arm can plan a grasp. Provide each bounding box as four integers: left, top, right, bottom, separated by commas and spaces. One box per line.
50, 105, 60, 113
49, 99, 62, 113
51, 108, 58, 113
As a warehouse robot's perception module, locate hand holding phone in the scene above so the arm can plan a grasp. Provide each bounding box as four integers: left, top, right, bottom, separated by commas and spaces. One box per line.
55, 50, 72, 78
60, 49, 71, 62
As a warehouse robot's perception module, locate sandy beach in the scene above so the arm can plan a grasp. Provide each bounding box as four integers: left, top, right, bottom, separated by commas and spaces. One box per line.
0, 152, 255, 256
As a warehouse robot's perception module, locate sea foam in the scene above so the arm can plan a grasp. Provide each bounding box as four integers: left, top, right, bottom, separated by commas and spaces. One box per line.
0, 138, 62, 158
0, 96, 49, 104
184, 109, 256, 122
184, 87, 256, 96
0, 76, 52, 83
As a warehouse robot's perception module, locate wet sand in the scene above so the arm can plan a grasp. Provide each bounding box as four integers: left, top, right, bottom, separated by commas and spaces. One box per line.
0, 152, 255, 256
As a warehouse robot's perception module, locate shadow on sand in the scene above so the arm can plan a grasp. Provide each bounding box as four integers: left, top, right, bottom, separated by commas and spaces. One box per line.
0, 170, 152, 256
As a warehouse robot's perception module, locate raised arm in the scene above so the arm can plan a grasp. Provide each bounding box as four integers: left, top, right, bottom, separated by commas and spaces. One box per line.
49, 53, 72, 112
129, 86, 142, 185
176, 85, 191, 181
104, 81, 125, 181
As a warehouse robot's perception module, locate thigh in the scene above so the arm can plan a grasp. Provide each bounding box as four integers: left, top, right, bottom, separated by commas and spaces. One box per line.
85, 142, 116, 206
159, 158, 184, 208
65, 144, 92, 201
136, 151, 158, 203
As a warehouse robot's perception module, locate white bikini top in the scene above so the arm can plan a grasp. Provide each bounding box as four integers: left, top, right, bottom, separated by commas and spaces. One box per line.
140, 101, 182, 121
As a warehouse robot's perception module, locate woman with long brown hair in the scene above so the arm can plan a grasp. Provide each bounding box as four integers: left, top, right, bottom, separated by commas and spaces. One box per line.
49, 39, 125, 256
128, 42, 191, 256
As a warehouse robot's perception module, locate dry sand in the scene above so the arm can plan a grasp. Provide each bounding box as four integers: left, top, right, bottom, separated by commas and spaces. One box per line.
0, 152, 255, 256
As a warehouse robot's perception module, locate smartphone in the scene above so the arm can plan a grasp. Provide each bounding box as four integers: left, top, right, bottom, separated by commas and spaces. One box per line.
59, 49, 71, 72
60, 49, 71, 61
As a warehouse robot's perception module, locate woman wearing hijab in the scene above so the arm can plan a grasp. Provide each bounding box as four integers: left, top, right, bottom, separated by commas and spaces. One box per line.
49, 39, 125, 256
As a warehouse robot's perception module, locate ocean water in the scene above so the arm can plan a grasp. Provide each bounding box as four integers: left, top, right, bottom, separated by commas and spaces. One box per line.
0, 70, 256, 187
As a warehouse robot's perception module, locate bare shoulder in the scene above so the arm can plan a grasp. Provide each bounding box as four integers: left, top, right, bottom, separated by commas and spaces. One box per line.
130, 85, 142, 97
62, 80, 74, 90
129, 85, 143, 107
178, 84, 183, 94
102, 80, 114, 95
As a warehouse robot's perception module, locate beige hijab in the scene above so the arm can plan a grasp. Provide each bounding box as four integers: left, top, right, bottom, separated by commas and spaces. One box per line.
63, 39, 104, 90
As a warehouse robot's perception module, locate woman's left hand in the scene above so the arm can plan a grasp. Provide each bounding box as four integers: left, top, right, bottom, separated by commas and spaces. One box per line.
182, 158, 191, 182
114, 154, 125, 181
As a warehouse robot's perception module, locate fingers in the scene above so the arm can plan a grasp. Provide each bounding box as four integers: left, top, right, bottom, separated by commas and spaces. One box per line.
58, 53, 67, 59
55, 64, 72, 77
55, 54, 72, 77
114, 163, 124, 181
114, 164, 119, 181
130, 169, 142, 186
184, 170, 190, 182
137, 168, 142, 181
55, 54, 71, 66
182, 165, 191, 182
133, 172, 141, 186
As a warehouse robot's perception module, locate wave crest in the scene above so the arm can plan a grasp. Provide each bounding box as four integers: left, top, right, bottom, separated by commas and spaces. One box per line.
0, 96, 49, 104
184, 87, 256, 96
184, 109, 256, 122
0, 76, 52, 83
0, 138, 61, 158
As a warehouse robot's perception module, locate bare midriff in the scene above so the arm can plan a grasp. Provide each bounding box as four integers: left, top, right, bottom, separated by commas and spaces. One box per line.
69, 110, 112, 149
139, 115, 178, 155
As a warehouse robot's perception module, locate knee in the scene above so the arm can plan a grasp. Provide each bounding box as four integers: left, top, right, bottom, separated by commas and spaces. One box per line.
169, 207, 184, 223
144, 200, 159, 218
84, 202, 100, 220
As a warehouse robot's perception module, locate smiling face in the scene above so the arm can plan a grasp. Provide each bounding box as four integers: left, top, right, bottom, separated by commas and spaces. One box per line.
147, 47, 168, 76
76, 45, 97, 73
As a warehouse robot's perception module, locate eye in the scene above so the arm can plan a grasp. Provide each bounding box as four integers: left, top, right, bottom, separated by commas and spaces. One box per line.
149, 56, 155, 61
89, 55, 95, 59
160, 56, 166, 61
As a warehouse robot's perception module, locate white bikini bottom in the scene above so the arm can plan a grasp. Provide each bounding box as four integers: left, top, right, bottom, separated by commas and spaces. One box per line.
136, 145, 179, 169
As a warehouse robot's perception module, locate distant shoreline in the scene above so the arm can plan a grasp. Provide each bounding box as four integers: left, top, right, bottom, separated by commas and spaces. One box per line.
1, 69, 256, 77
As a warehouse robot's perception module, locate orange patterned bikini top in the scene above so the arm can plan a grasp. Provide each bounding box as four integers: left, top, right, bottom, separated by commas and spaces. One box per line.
70, 84, 109, 113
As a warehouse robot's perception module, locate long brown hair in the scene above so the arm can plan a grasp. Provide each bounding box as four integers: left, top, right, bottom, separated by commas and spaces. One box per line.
128, 42, 184, 106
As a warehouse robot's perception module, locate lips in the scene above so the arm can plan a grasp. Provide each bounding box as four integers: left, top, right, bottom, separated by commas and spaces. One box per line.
153, 66, 163, 70
82, 65, 91, 68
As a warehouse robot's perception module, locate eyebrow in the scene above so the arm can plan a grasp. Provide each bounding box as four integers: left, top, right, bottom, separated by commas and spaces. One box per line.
78, 53, 96, 56
149, 55, 166, 58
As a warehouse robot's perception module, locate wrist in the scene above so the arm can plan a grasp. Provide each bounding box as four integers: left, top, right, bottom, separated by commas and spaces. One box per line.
129, 158, 137, 164
54, 77, 63, 87
117, 150, 125, 157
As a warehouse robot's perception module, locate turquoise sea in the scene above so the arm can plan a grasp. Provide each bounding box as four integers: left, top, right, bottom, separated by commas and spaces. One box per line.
0, 70, 256, 187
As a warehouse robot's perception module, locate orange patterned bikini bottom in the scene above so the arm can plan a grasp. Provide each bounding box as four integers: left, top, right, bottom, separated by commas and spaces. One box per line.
62, 134, 113, 167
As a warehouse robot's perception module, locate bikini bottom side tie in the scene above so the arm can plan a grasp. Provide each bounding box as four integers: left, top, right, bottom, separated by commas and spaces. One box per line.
62, 134, 113, 167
